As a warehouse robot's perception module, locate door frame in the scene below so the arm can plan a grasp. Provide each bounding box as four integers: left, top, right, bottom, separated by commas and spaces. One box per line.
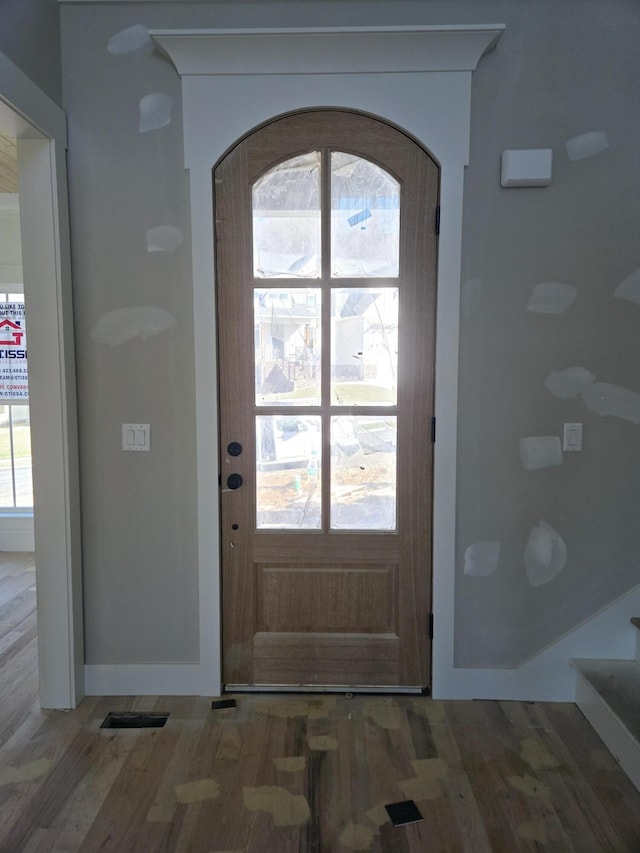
152, 24, 504, 698
0, 50, 84, 708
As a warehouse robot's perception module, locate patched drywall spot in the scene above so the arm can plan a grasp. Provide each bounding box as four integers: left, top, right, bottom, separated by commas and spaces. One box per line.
273, 756, 306, 772
521, 738, 561, 770
339, 822, 375, 850
524, 520, 567, 588
545, 366, 596, 399
91, 306, 176, 346
107, 25, 150, 55
308, 735, 338, 751
527, 282, 577, 315
614, 267, 640, 306
0, 757, 51, 786
243, 786, 310, 826
565, 130, 609, 161
175, 778, 221, 803
508, 774, 550, 801
517, 818, 547, 843
461, 277, 482, 316
146, 225, 184, 253
581, 382, 640, 425
139, 93, 173, 133
464, 541, 501, 577
519, 436, 563, 471
363, 699, 400, 730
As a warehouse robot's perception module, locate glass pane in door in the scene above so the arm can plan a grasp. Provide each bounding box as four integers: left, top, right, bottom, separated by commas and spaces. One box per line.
256, 415, 321, 529
331, 416, 397, 530
253, 152, 321, 278
254, 288, 321, 405
330, 288, 398, 405
331, 152, 400, 278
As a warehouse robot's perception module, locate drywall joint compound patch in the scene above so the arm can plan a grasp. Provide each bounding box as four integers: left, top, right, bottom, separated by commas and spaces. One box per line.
464, 541, 501, 576
107, 25, 150, 55
139, 93, 173, 133
565, 130, 609, 161
91, 306, 176, 346
524, 520, 567, 587
527, 282, 577, 314
581, 382, 640, 424
545, 366, 596, 399
614, 267, 640, 305
146, 225, 184, 253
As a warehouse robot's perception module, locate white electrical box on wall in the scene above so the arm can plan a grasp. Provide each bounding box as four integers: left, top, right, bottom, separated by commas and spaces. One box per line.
122, 423, 151, 452
501, 149, 553, 187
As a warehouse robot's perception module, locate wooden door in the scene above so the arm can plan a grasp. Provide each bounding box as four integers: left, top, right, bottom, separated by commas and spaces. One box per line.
215, 110, 438, 690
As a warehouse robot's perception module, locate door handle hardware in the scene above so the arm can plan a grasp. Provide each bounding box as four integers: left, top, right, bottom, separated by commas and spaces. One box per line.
227, 473, 243, 490
227, 441, 243, 457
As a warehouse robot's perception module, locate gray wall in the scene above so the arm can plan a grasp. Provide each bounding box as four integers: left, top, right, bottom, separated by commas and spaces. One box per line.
0, 0, 62, 105
59, 0, 640, 668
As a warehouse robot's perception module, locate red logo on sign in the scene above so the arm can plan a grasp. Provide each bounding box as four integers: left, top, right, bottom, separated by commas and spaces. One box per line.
0, 319, 24, 346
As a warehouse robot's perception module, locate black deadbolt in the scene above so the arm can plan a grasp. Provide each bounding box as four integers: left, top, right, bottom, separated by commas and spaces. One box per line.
227, 473, 243, 490
227, 441, 243, 457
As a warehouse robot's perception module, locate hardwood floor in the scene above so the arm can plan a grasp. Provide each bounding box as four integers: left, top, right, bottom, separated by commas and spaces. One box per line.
2, 554, 640, 851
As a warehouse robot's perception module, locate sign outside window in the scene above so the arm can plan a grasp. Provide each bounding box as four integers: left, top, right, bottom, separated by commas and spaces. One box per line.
0, 302, 28, 400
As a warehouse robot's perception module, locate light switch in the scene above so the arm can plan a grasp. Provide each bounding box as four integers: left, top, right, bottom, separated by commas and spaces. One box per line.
563, 422, 583, 452
122, 423, 150, 452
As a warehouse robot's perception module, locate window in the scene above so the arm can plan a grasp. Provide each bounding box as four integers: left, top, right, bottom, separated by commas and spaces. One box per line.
0, 291, 31, 508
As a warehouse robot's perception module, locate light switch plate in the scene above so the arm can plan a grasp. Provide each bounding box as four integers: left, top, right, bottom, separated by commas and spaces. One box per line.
122, 423, 150, 452
563, 422, 582, 452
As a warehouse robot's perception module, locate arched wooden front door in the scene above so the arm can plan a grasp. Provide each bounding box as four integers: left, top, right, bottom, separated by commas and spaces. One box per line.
215, 110, 439, 691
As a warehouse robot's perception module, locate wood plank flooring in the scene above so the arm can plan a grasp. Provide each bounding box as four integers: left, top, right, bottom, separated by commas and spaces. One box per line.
2, 553, 640, 851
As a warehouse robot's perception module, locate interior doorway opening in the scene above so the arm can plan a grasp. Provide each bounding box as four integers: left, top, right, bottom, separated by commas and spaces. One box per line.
0, 58, 84, 708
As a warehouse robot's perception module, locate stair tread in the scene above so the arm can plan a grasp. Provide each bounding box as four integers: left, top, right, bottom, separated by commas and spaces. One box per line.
572, 658, 640, 741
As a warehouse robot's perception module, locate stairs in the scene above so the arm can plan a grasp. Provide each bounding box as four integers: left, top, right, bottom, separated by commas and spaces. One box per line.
572, 618, 640, 791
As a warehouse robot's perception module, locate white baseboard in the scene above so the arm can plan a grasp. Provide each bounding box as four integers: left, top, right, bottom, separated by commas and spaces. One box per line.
433, 584, 640, 702
84, 663, 218, 696
574, 667, 640, 791
0, 514, 35, 551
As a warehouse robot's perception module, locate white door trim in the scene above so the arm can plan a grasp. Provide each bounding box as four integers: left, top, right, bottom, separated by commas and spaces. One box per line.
0, 50, 84, 708
147, 25, 504, 698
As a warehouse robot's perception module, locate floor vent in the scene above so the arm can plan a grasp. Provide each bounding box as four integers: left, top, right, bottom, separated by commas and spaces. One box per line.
385, 800, 423, 827
100, 711, 169, 729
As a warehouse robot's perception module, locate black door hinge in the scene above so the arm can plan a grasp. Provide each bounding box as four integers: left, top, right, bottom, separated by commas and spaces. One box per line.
428, 612, 434, 639
431, 416, 436, 443
434, 205, 441, 235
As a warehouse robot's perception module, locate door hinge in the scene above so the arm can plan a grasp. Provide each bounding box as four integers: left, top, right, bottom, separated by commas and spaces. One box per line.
434, 205, 441, 235
431, 416, 436, 443
428, 612, 434, 639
